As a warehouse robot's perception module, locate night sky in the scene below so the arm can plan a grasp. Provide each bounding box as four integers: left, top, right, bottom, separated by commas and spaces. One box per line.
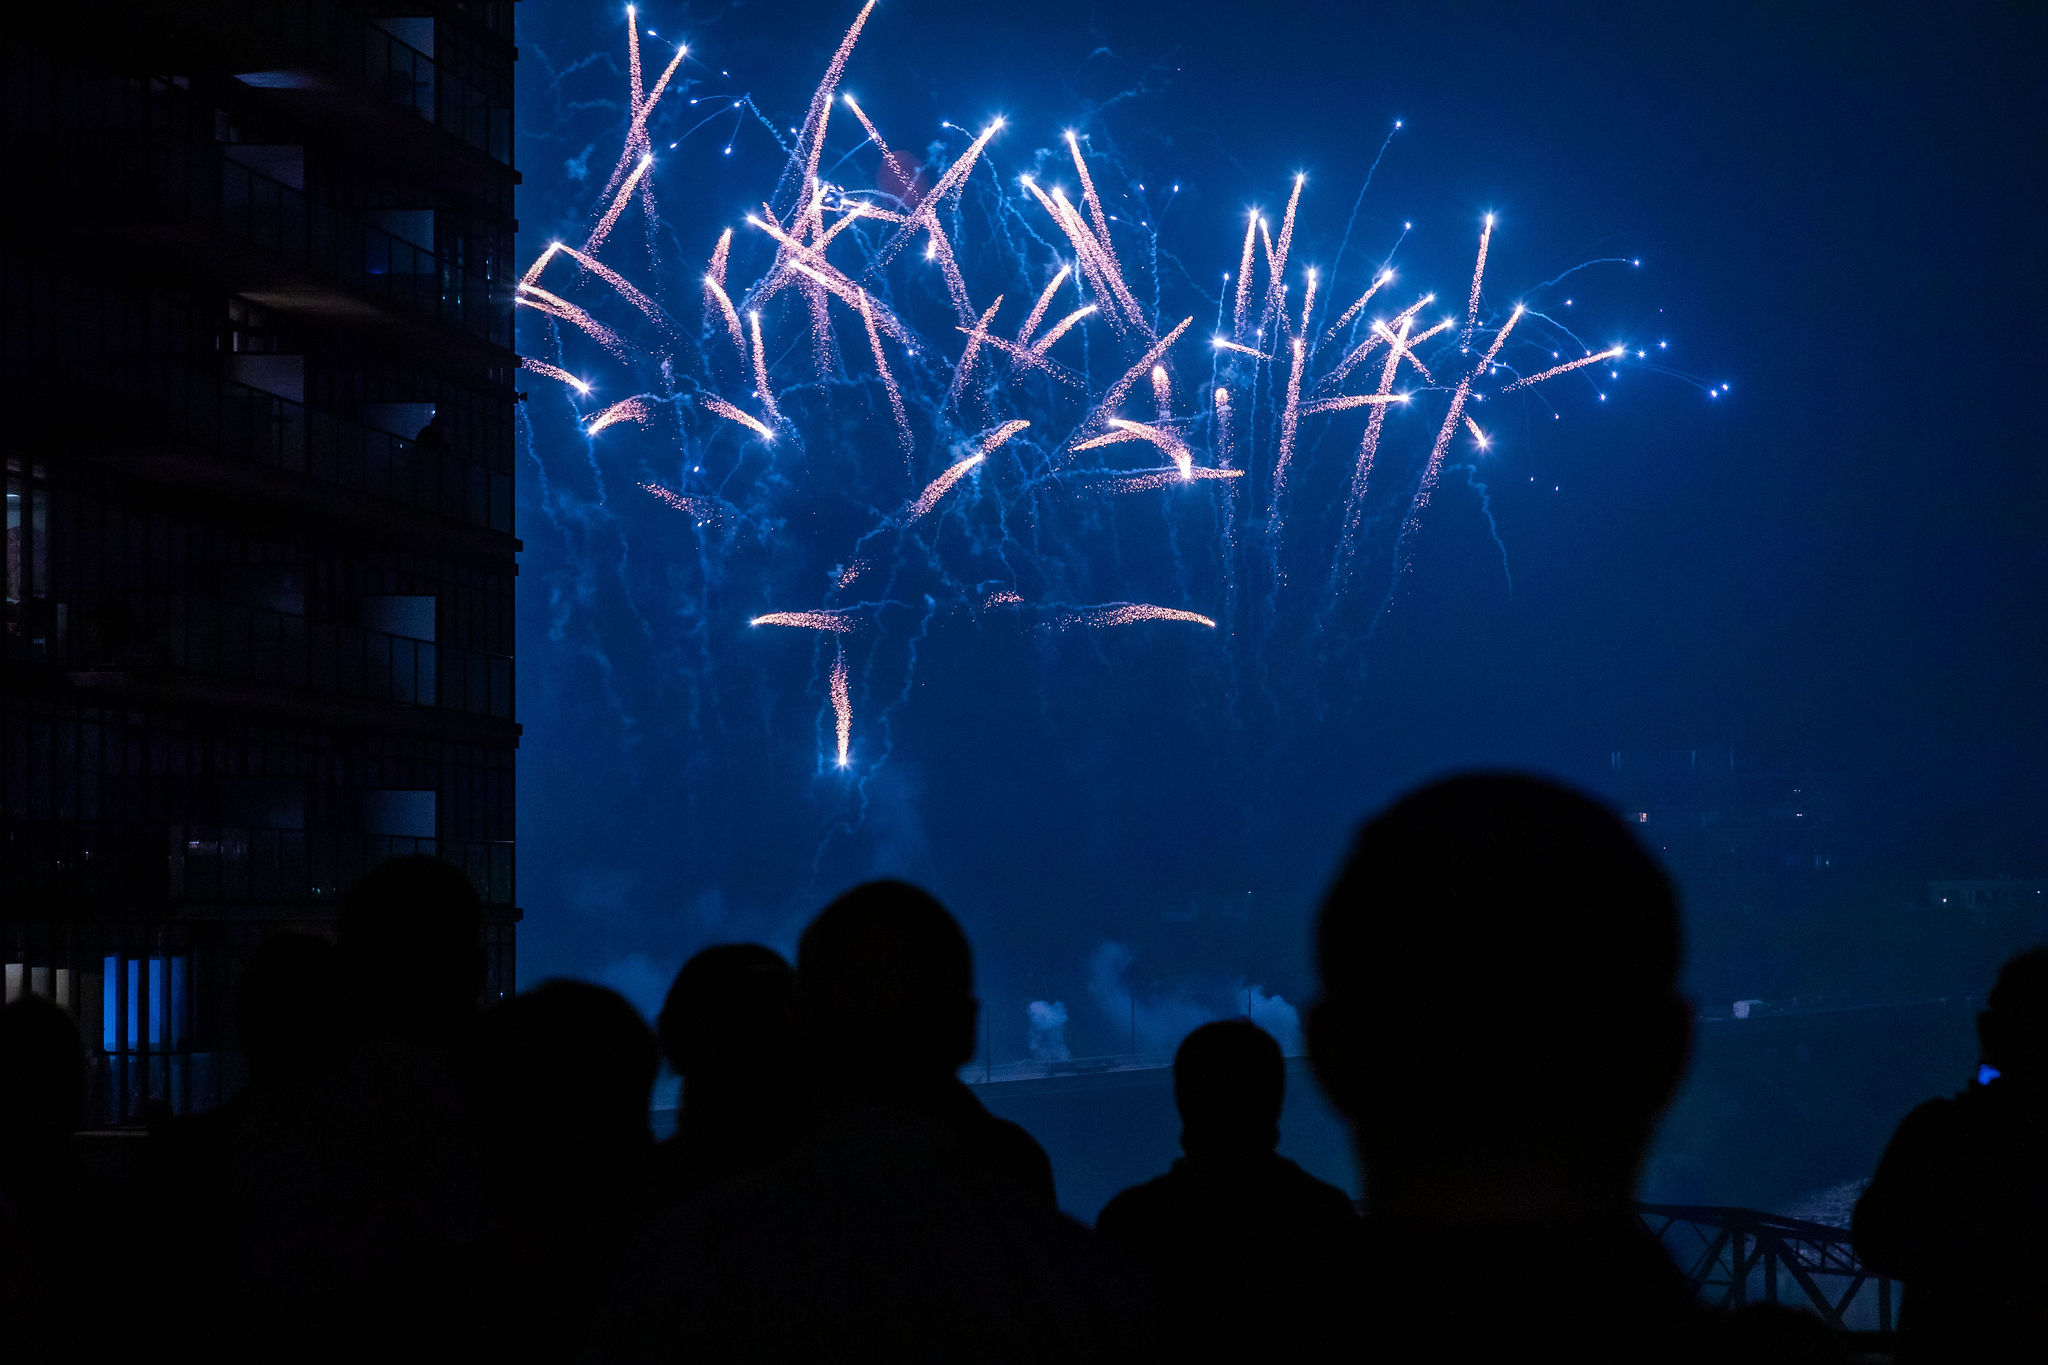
511, 0, 2047, 1091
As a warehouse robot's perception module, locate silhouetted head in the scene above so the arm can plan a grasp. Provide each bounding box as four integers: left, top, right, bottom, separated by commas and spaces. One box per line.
657, 944, 795, 1086
1175, 1019, 1285, 1157
0, 996, 86, 1163
797, 880, 976, 1089
237, 932, 348, 1090
1309, 773, 1689, 1210
338, 856, 485, 1047
462, 980, 659, 1177
1979, 946, 2048, 1079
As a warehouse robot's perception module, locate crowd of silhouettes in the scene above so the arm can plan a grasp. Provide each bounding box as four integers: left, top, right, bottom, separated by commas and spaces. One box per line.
0, 774, 2041, 1361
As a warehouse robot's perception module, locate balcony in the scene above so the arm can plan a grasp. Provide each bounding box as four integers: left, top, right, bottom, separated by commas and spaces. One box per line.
90, 1, 515, 167
1, 820, 515, 910
203, 151, 510, 348
55, 359, 512, 537
48, 591, 513, 723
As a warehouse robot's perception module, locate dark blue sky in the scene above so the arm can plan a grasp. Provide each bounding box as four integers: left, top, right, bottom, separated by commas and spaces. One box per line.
513, 1, 2047, 1051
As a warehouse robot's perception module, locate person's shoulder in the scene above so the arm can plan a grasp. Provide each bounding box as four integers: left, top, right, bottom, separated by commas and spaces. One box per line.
1096, 1170, 1179, 1232
1269, 1156, 1361, 1213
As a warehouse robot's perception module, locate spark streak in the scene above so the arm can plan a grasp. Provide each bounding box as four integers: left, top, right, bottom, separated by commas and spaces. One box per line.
751, 611, 857, 632
1301, 393, 1408, 414
859, 289, 913, 458
1405, 305, 1524, 540
1322, 270, 1395, 345
702, 396, 776, 443
520, 358, 591, 394
517, 284, 631, 360
584, 397, 650, 435
831, 647, 852, 767
1271, 335, 1308, 513
584, 154, 654, 257
1090, 316, 1192, 435
1087, 466, 1244, 494
638, 482, 721, 523
703, 274, 746, 355
748, 310, 783, 425
1057, 603, 1218, 630
903, 452, 985, 523
1464, 213, 1493, 343
1500, 346, 1627, 391
1232, 212, 1259, 337
947, 295, 1005, 410
1103, 418, 1193, 478
1030, 304, 1096, 353
1017, 264, 1072, 346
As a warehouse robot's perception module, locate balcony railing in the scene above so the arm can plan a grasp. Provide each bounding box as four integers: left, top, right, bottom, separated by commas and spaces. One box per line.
206, 152, 509, 347
166, 0, 514, 163
1, 820, 515, 909
73, 359, 511, 534
55, 591, 513, 722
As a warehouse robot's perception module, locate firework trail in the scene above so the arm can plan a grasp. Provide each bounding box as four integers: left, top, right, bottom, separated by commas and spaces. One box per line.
1030, 303, 1096, 354
1054, 604, 1219, 630
1501, 346, 1627, 391
1267, 271, 1319, 523
704, 273, 746, 355
1399, 304, 1525, 558
584, 396, 652, 435
638, 482, 721, 522
518, 283, 632, 360
1232, 212, 1260, 338
831, 646, 853, 767
1089, 317, 1192, 436
1086, 466, 1244, 494
522, 7, 1657, 773
702, 396, 776, 443
1464, 213, 1494, 344
752, 611, 858, 632
1017, 265, 1072, 346
1322, 270, 1394, 347
903, 451, 987, 524
585, 154, 655, 257
947, 295, 1005, 411
521, 358, 591, 394
747, 310, 783, 426
860, 289, 914, 459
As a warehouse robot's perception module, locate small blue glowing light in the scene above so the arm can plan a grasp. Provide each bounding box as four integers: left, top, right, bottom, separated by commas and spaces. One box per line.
1978, 1063, 2001, 1085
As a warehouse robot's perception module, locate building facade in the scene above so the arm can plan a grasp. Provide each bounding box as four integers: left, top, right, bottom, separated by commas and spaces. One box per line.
2, 1, 519, 1122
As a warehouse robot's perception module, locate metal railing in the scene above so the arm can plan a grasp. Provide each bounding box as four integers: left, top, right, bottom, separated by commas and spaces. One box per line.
205, 152, 508, 346
1, 821, 515, 909
1638, 1204, 1895, 1334
57, 591, 512, 721
72, 359, 512, 534
169, 0, 514, 163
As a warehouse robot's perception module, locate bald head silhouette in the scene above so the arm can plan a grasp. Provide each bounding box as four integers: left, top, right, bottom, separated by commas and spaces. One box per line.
1310, 773, 1690, 1217
798, 880, 977, 1088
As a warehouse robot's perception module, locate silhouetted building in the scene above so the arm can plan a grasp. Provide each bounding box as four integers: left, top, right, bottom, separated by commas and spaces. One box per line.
1605, 749, 1839, 875
1, 2, 519, 1122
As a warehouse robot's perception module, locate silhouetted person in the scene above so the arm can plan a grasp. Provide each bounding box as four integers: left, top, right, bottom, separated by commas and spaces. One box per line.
1854, 946, 2048, 1362
795, 880, 1053, 1202
231, 856, 490, 1362
1096, 1018, 1357, 1361
587, 880, 1152, 1362
461, 980, 660, 1361
0, 996, 100, 1358
1309, 773, 1800, 1361
137, 933, 347, 1356
651, 943, 802, 1205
